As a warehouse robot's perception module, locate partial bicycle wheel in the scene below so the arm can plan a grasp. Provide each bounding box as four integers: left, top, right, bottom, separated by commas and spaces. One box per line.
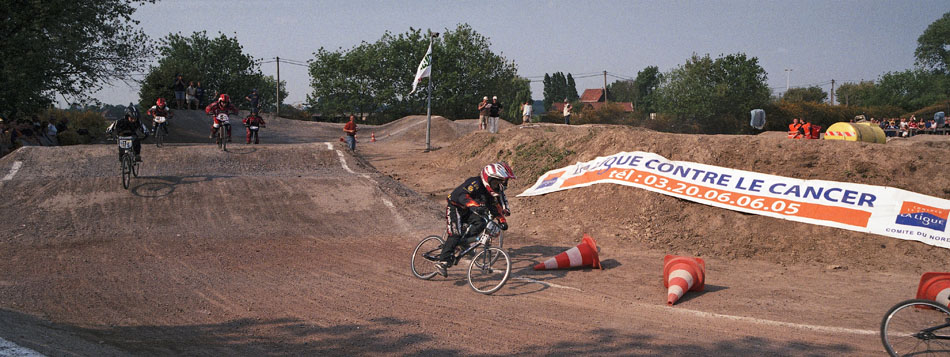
131, 156, 139, 177
220, 128, 228, 151
467, 247, 510, 295
155, 131, 164, 147
881, 299, 950, 356
121, 154, 132, 190
411, 235, 444, 280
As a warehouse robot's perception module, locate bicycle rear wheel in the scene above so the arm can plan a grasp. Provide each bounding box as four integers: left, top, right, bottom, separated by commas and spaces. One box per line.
121, 154, 132, 190
411, 235, 444, 280
882, 299, 950, 356
467, 247, 510, 295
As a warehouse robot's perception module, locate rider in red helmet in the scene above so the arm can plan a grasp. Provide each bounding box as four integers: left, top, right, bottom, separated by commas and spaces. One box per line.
435, 162, 516, 276
147, 97, 173, 135
205, 93, 237, 141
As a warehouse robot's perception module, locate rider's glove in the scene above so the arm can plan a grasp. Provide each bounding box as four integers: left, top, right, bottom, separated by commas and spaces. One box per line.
499, 222, 508, 231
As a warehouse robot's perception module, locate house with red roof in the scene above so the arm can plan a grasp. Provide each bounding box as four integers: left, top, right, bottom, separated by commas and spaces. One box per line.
551, 88, 634, 113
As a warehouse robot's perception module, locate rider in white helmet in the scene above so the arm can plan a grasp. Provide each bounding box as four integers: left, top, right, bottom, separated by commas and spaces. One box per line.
436, 162, 515, 276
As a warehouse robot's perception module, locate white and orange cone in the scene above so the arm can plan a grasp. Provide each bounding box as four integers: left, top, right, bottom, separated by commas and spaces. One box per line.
533, 234, 602, 270
917, 272, 950, 306
371, 132, 376, 142
663, 254, 705, 306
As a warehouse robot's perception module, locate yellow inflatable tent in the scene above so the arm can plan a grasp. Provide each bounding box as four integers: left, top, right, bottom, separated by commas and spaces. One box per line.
824, 122, 885, 144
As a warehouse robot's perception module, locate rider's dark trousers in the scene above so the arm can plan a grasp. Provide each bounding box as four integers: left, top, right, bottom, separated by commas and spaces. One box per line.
439, 204, 486, 262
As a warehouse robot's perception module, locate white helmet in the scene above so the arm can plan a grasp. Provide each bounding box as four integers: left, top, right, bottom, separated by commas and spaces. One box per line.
481, 162, 516, 197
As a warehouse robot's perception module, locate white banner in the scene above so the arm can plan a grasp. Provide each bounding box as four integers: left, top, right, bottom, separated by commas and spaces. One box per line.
519, 151, 950, 249
409, 42, 432, 95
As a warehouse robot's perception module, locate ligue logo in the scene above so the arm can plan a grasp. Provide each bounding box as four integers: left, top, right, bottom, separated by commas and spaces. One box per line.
896, 202, 949, 232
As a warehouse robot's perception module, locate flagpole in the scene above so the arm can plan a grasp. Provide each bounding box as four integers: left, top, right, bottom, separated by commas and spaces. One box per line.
424, 31, 435, 152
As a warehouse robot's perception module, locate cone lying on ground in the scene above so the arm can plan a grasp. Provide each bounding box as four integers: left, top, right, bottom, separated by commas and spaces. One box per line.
371, 132, 376, 142
533, 234, 601, 270
917, 272, 950, 306
663, 255, 705, 306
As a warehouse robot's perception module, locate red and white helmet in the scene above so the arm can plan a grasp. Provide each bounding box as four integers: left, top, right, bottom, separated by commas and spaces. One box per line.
481, 162, 516, 197
219, 94, 230, 103
156, 98, 166, 107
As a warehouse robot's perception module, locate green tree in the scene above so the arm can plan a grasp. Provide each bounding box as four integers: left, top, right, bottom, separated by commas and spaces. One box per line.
306, 24, 522, 122
0, 0, 153, 120
606, 80, 636, 102
566, 73, 579, 101
835, 81, 876, 107
656, 53, 770, 133
869, 69, 949, 112
138, 31, 283, 112
782, 86, 828, 103
633, 66, 661, 114
915, 12, 950, 73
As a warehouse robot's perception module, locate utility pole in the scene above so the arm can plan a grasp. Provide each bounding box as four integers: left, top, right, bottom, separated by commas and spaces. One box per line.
784, 68, 793, 92
424, 30, 438, 152
830, 79, 835, 106
603, 70, 608, 103
276, 56, 280, 117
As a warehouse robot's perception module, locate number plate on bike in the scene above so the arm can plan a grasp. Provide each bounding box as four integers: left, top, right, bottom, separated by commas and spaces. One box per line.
154, 116, 166, 123
249, 126, 259, 130
119, 139, 132, 149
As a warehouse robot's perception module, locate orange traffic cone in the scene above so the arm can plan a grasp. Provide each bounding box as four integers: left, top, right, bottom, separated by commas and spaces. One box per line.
533, 234, 601, 270
664, 255, 705, 306
917, 272, 950, 306
371, 132, 376, 142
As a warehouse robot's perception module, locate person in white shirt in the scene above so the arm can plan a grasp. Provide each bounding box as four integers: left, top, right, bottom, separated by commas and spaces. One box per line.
562, 99, 572, 125
521, 100, 532, 126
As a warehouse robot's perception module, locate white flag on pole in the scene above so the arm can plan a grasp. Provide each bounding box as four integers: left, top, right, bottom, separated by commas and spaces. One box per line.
409, 42, 432, 95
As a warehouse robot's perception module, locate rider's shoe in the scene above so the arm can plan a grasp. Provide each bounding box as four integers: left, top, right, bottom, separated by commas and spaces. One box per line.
227, 137, 232, 142
209, 133, 214, 139
134, 155, 142, 162
435, 262, 448, 277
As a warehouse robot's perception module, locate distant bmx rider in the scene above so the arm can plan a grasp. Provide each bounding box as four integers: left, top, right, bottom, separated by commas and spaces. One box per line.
147, 97, 173, 135
435, 162, 516, 276
242, 112, 266, 144
205, 94, 237, 142
107, 111, 149, 162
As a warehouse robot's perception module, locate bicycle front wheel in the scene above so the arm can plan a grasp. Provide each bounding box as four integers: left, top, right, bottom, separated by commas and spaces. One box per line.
121, 154, 132, 190
411, 235, 444, 280
467, 247, 510, 295
156, 131, 164, 147
881, 299, 950, 356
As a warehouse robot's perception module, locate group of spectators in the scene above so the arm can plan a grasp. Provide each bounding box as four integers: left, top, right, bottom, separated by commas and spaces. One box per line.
0, 116, 67, 156
172, 74, 206, 110
476, 96, 538, 133
867, 116, 949, 137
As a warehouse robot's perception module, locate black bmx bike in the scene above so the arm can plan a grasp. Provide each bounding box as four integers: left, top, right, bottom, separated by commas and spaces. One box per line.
116, 135, 140, 190
213, 113, 231, 151
152, 115, 169, 147
881, 299, 950, 356
410, 211, 511, 295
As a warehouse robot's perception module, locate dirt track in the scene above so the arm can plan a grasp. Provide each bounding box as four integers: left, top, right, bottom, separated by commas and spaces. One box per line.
1, 114, 946, 355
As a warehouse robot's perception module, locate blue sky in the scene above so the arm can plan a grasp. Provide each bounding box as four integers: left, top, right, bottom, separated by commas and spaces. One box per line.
93, 0, 948, 107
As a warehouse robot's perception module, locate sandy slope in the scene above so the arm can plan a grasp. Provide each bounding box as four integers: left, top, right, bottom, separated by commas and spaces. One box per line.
0, 116, 945, 355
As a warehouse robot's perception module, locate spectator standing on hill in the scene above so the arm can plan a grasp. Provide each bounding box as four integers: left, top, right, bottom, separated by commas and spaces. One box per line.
488, 96, 502, 134
185, 82, 198, 109
45, 120, 58, 145
343, 115, 358, 150
172, 74, 186, 109
477, 96, 490, 130
562, 99, 572, 125
196, 82, 205, 107
245, 89, 261, 114
521, 100, 532, 126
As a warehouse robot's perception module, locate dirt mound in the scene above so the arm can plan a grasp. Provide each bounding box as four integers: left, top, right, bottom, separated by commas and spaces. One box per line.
373, 115, 514, 147
383, 123, 950, 272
